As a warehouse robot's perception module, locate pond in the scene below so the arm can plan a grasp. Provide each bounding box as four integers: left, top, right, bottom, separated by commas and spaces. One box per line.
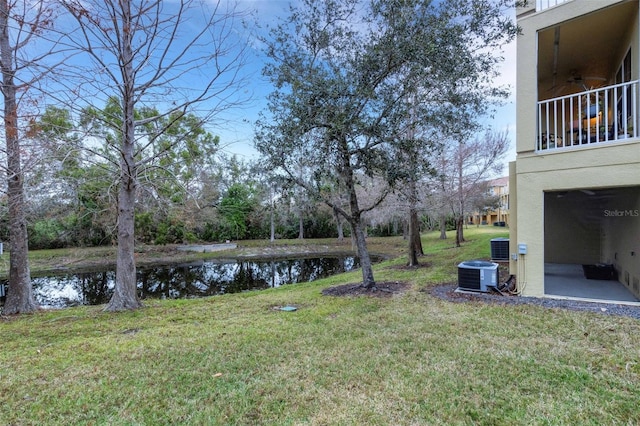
0, 255, 366, 309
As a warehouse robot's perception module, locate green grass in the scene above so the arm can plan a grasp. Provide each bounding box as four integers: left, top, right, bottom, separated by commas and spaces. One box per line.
1, 227, 639, 425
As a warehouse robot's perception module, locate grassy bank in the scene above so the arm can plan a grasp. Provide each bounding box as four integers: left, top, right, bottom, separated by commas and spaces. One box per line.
0, 235, 404, 278
1, 228, 639, 425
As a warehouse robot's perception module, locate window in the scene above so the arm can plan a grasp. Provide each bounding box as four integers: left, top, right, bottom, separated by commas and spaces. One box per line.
615, 49, 632, 133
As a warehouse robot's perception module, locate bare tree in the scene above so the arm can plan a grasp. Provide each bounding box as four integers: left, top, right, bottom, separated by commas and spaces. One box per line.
59, 0, 250, 311
0, 0, 59, 314
436, 130, 510, 247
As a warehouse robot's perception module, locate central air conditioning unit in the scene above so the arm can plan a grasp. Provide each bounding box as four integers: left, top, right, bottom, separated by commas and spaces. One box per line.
490, 237, 510, 261
457, 260, 499, 292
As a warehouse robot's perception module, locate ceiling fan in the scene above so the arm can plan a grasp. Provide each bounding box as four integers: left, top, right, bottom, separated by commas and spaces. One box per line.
566, 73, 607, 90
549, 73, 607, 97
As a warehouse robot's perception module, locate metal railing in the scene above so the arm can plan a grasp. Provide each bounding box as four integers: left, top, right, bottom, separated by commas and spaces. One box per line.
536, 80, 638, 152
536, 0, 572, 12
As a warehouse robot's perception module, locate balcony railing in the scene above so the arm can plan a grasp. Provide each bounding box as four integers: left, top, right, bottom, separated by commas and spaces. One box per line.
536, 81, 638, 152
536, 0, 571, 12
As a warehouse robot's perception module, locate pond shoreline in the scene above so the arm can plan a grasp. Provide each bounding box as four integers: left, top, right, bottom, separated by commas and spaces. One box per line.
12, 253, 371, 308
1, 239, 396, 280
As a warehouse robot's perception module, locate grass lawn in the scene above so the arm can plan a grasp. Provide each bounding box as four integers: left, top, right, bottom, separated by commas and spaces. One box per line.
1, 227, 639, 425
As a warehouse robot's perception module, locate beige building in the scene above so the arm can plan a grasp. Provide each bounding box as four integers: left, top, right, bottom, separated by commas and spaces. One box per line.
471, 176, 510, 226
510, 0, 640, 301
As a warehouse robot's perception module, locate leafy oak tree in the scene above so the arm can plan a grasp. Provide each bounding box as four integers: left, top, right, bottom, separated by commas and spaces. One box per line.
59, 0, 250, 311
256, 0, 518, 288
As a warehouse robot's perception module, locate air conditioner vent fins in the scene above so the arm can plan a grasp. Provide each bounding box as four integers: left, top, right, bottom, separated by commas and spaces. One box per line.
457, 260, 499, 292
490, 238, 510, 261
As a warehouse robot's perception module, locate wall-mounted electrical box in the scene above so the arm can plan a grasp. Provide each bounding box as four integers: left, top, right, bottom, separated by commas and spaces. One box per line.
518, 243, 528, 255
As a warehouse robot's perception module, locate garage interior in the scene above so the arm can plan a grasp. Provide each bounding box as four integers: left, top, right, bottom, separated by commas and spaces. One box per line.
544, 187, 640, 304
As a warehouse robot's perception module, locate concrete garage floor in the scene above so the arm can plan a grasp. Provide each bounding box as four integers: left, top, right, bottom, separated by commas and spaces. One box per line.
545, 263, 640, 304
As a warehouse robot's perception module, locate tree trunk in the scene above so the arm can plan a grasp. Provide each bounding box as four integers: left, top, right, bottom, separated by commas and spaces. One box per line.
333, 206, 344, 241
106, 5, 142, 311
339, 133, 375, 288
407, 180, 423, 265
106, 177, 142, 311
455, 216, 464, 248
439, 214, 447, 239
352, 219, 375, 288
1, 0, 37, 314
270, 208, 275, 242
456, 154, 465, 245
297, 212, 304, 239
270, 186, 275, 242
412, 216, 423, 255
346, 191, 374, 288
407, 207, 422, 266
408, 221, 419, 267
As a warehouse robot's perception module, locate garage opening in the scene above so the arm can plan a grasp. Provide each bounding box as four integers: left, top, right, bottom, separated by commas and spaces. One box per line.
544, 186, 640, 303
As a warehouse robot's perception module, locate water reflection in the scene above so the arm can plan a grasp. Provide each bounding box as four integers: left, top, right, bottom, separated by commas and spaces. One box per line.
1, 256, 362, 309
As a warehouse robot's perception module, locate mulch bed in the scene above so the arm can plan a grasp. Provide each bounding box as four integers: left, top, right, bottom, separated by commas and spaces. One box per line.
322, 281, 410, 297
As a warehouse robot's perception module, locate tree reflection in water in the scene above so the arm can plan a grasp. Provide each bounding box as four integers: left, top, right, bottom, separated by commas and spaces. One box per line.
1, 256, 364, 308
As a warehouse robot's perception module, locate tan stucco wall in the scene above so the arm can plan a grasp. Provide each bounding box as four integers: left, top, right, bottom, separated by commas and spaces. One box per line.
513, 0, 640, 298
511, 171, 545, 296
517, 140, 640, 176
513, 143, 640, 297
508, 162, 518, 281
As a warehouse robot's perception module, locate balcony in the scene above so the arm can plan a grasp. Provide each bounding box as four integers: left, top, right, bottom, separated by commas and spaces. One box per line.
537, 81, 638, 152
536, 0, 572, 12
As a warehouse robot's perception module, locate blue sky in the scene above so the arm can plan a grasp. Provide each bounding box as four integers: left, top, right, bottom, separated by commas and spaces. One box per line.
215, 0, 517, 173
211, 0, 288, 160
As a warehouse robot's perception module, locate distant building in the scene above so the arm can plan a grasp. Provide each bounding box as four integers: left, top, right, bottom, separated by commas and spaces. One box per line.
469, 176, 509, 226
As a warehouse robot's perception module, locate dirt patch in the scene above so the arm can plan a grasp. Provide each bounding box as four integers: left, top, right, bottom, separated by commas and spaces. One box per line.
428, 284, 517, 303
322, 281, 410, 298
